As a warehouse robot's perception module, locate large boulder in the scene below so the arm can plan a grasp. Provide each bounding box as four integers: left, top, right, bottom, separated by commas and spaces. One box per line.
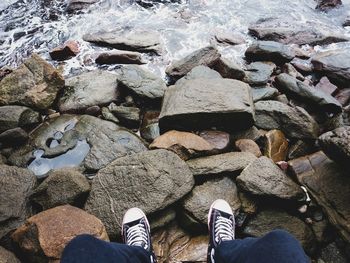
186, 152, 257, 177
0, 105, 40, 133
159, 78, 255, 132
31, 168, 91, 210
165, 46, 221, 79
312, 49, 350, 87
83, 29, 162, 54
9, 115, 147, 176
0, 54, 64, 110
58, 70, 118, 112
12, 205, 108, 262
116, 65, 167, 105
84, 149, 194, 238
318, 126, 350, 168
0, 165, 36, 239
149, 130, 214, 160
182, 177, 241, 225
275, 73, 342, 113
237, 156, 303, 200
248, 18, 348, 46
288, 151, 350, 244
245, 41, 295, 64
255, 100, 319, 139
243, 209, 315, 252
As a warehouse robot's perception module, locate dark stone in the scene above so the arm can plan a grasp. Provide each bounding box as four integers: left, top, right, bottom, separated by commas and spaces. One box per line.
287, 140, 317, 160
243, 209, 315, 252
319, 242, 348, 263
231, 126, 262, 142
49, 40, 80, 61
237, 156, 303, 200
251, 86, 279, 102
66, 0, 99, 12
140, 111, 160, 142
0, 54, 65, 110
186, 152, 257, 177
275, 73, 342, 113
312, 49, 350, 87
243, 62, 275, 86
318, 126, 350, 168
83, 29, 162, 54
107, 103, 140, 129
335, 88, 350, 106
182, 177, 241, 225
343, 16, 350, 27
255, 100, 319, 139
0, 128, 28, 147
0, 106, 40, 133
159, 78, 255, 132
95, 50, 145, 65
58, 70, 118, 112
249, 18, 348, 46
165, 46, 221, 79
0, 165, 36, 239
84, 149, 194, 238
316, 0, 342, 12
116, 65, 166, 105
213, 58, 245, 80
288, 151, 350, 244
245, 41, 295, 64
31, 168, 90, 210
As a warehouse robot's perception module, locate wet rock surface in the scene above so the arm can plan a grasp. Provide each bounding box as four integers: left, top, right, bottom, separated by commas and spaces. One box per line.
263, 129, 288, 162
12, 205, 108, 262
159, 78, 254, 132
49, 40, 80, 61
85, 149, 194, 238
0, 54, 64, 109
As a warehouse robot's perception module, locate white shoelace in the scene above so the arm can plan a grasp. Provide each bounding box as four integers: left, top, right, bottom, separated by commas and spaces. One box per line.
214, 216, 234, 243
126, 223, 149, 249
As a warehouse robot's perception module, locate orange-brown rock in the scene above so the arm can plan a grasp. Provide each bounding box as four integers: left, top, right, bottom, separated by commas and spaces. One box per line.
49, 40, 80, 61
235, 139, 262, 157
12, 205, 108, 262
264, 130, 288, 162
198, 130, 231, 154
150, 130, 214, 160
153, 222, 207, 263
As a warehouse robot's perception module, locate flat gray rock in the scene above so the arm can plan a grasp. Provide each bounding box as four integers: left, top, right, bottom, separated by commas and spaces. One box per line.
255, 100, 319, 139
275, 73, 342, 113
249, 18, 348, 46
237, 156, 304, 200
245, 41, 295, 64
59, 70, 118, 112
312, 49, 350, 87
166, 46, 221, 79
159, 78, 255, 132
244, 62, 275, 86
251, 86, 279, 102
83, 29, 162, 53
176, 65, 222, 86
182, 177, 241, 224
84, 149, 194, 238
187, 152, 257, 177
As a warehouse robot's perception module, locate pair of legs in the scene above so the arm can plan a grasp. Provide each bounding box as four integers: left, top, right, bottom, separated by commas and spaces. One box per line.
62, 200, 309, 263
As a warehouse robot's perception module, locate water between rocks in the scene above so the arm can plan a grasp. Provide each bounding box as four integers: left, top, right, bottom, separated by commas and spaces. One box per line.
1, 0, 350, 77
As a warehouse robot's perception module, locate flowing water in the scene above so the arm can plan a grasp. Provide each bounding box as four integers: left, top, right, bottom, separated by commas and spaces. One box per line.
1, 0, 350, 77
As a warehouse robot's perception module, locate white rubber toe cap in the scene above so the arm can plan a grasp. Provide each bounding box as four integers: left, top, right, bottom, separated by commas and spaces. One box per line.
210, 199, 233, 215
123, 207, 147, 224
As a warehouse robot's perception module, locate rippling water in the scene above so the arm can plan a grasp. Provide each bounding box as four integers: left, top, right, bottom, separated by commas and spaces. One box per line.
0, 0, 350, 76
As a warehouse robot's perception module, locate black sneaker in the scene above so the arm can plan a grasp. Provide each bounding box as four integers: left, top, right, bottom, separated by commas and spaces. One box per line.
207, 199, 235, 263
122, 208, 157, 263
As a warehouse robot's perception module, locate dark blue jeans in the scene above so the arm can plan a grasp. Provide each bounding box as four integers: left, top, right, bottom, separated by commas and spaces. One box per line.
61, 230, 309, 263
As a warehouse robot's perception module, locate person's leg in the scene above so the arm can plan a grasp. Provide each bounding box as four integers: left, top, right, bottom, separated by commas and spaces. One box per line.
61, 234, 152, 263
214, 229, 309, 263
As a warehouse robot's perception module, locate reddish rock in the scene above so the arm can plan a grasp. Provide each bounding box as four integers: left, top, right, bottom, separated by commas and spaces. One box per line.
198, 130, 231, 154
315, 76, 338, 96
316, 0, 342, 12
150, 130, 214, 160
235, 139, 262, 157
12, 205, 109, 262
264, 130, 289, 162
335, 88, 350, 106
49, 40, 80, 61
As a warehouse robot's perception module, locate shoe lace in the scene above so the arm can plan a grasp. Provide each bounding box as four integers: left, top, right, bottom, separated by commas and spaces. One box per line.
126, 223, 148, 249
214, 216, 234, 243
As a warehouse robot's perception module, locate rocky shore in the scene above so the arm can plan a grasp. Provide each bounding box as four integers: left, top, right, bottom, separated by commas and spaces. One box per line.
0, 0, 350, 262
